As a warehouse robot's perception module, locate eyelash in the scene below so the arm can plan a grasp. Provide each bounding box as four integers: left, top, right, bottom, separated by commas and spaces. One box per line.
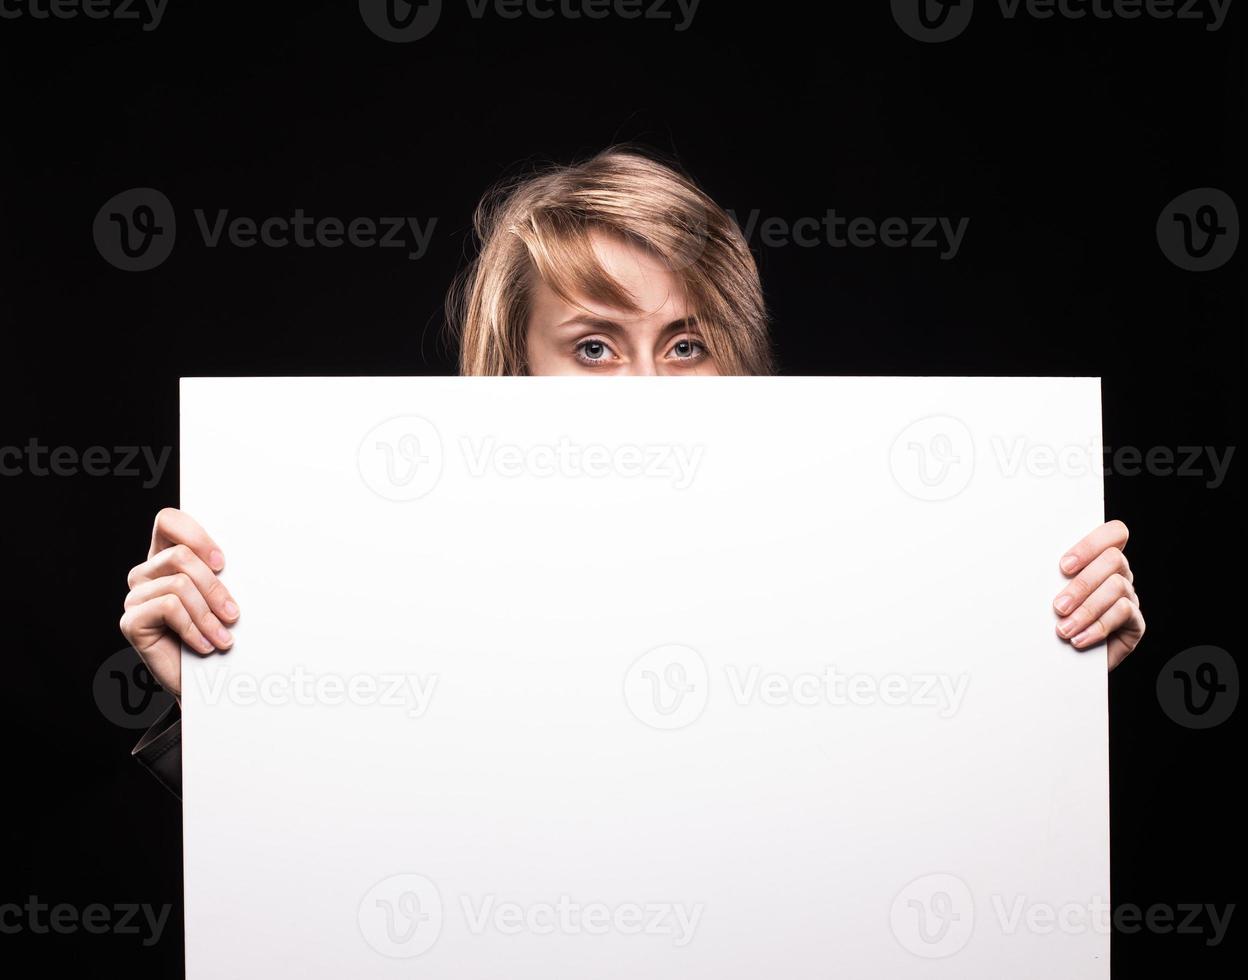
572, 336, 709, 367
574, 338, 617, 367
668, 338, 707, 362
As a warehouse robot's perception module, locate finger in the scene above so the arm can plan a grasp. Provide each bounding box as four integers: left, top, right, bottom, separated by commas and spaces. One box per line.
126, 574, 234, 650
1056, 573, 1136, 641
149, 507, 225, 571
120, 594, 218, 656
1070, 596, 1143, 651
1058, 520, 1129, 576
1108, 621, 1145, 671
1053, 545, 1132, 617
128, 543, 240, 622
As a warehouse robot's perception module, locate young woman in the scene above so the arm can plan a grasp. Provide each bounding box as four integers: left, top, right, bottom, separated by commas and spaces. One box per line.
120, 148, 1146, 794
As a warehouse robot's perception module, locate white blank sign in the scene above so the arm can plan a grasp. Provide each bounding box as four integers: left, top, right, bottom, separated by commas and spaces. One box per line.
181, 377, 1108, 979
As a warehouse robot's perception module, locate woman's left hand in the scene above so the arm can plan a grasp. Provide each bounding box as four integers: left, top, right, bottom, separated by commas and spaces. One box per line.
1053, 520, 1146, 669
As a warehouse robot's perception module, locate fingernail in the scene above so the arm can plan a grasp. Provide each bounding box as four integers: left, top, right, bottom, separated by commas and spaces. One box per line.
223, 600, 240, 620
216, 627, 233, 648
1060, 554, 1079, 573
1058, 617, 1078, 638
195, 633, 214, 654
210, 550, 225, 570
1071, 628, 1094, 646
1054, 594, 1074, 615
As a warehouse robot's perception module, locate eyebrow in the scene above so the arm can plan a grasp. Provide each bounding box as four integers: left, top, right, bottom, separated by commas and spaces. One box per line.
553, 315, 698, 336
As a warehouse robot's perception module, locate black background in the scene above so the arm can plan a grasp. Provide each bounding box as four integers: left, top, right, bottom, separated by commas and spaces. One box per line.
0, 1, 1242, 976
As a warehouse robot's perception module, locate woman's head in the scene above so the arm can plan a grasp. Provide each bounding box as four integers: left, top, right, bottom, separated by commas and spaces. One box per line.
449, 148, 773, 376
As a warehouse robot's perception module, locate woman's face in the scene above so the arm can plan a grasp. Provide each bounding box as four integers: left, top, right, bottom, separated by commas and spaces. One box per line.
524, 232, 719, 376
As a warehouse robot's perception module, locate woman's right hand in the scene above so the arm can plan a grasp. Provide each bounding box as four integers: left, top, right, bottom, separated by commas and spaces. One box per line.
119, 508, 240, 701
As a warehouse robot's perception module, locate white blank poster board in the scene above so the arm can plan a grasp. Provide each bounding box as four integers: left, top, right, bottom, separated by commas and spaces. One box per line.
181, 377, 1108, 979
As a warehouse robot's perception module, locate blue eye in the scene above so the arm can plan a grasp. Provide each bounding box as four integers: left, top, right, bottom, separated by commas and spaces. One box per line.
575, 339, 614, 365
669, 339, 705, 360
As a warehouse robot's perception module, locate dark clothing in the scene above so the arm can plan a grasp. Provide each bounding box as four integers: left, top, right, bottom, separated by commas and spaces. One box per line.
132, 702, 182, 799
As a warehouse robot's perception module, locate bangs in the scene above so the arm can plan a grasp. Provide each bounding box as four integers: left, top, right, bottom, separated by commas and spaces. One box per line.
514, 214, 648, 317
451, 147, 774, 376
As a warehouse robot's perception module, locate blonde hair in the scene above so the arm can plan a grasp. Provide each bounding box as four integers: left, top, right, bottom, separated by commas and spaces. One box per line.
448, 147, 773, 375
